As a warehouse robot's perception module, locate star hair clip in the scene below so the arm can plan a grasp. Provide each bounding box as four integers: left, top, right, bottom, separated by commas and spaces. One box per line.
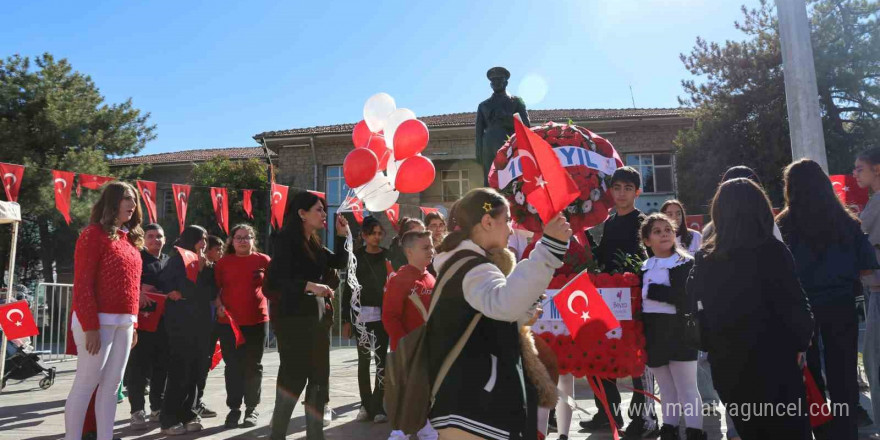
483, 202, 492, 213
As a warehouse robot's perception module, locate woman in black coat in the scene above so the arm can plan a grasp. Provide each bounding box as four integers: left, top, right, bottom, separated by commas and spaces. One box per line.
264, 191, 350, 440
687, 178, 814, 440
159, 225, 217, 434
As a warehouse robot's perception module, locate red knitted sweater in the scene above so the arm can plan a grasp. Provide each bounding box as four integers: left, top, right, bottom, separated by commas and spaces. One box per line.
72, 224, 142, 331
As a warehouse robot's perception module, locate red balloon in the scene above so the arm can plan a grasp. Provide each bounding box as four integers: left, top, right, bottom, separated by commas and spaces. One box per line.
393, 119, 429, 160
352, 120, 372, 148
366, 135, 391, 171
343, 148, 379, 188
395, 155, 435, 193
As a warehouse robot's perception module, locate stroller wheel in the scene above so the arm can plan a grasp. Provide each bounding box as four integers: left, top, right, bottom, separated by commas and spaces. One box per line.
39, 376, 52, 390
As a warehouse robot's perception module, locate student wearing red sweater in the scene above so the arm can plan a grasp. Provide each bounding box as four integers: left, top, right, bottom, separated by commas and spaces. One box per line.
215, 224, 271, 429
65, 182, 144, 440
383, 230, 438, 440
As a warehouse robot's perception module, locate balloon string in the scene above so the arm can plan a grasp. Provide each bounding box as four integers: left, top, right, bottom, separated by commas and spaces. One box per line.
344, 228, 379, 367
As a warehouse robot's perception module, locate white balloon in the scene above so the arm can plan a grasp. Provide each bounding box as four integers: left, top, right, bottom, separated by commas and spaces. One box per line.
383, 108, 416, 150
385, 156, 402, 186
363, 93, 396, 132
357, 173, 400, 212
354, 172, 385, 199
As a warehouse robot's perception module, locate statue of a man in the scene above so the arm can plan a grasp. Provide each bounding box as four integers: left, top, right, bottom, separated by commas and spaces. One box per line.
475, 66, 530, 185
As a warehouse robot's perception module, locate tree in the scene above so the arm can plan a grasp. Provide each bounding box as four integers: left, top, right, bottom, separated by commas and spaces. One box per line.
0, 53, 155, 282
675, 0, 880, 212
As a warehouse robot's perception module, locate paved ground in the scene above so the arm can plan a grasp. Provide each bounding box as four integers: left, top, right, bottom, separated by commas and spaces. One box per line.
0, 348, 877, 439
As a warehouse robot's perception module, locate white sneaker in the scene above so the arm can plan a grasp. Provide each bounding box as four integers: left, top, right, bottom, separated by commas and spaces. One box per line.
323, 405, 333, 427
149, 409, 161, 421
185, 416, 203, 432
374, 414, 388, 424
388, 429, 410, 440
161, 423, 186, 435
356, 406, 370, 422
130, 410, 147, 429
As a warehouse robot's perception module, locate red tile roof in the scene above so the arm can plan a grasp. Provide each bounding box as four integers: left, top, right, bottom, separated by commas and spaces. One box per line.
254, 108, 688, 139
110, 146, 274, 166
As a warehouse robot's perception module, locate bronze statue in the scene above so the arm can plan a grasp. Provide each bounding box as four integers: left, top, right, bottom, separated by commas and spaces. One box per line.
475, 66, 530, 185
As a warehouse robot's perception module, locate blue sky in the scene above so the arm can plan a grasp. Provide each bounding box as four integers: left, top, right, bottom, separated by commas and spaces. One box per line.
2, 0, 762, 155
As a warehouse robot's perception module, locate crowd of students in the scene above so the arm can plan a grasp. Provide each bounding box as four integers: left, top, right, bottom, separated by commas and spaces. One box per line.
61, 149, 880, 440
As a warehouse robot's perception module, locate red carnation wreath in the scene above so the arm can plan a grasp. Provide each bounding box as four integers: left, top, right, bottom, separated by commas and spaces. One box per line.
488, 121, 623, 233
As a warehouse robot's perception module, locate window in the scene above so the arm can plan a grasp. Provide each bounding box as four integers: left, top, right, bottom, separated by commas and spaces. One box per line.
441, 169, 469, 202
325, 166, 352, 248
162, 190, 174, 220
625, 154, 674, 194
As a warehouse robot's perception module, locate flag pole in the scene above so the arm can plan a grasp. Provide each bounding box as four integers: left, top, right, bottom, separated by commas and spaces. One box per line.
0, 220, 21, 391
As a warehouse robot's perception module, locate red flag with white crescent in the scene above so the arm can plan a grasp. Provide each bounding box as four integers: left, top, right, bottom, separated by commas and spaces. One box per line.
137, 293, 167, 332
831, 175, 869, 214
136, 180, 158, 224
385, 203, 400, 230
171, 184, 190, 233
0, 163, 25, 202
77, 174, 114, 197
0, 300, 39, 339
242, 189, 254, 219
553, 271, 620, 339
175, 246, 200, 283
211, 187, 229, 235
270, 183, 289, 230
53, 170, 74, 225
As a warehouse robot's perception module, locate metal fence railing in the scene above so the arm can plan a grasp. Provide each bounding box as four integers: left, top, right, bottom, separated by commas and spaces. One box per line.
32, 283, 75, 363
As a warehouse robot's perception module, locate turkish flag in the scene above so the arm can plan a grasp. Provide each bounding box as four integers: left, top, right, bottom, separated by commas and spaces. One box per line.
137, 293, 167, 332
53, 170, 74, 225
210, 341, 223, 370
831, 175, 869, 214
136, 180, 158, 224
419, 206, 439, 216
513, 114, 581, 225
685, 215, 705, 232
242, 189, 254, 219
225, 311, 246, 348
211, 187, 229, 235
553, 271, 620, 339
270, 183, 289, 230
0, 163, 24, 202
171, 184, 190, 233
308, 190, 326, 201
77, 174, 114, 197
385, 203, 400, 230
0, 300, 39, 339
175, 246, 200, 283
342, 195, 365, 225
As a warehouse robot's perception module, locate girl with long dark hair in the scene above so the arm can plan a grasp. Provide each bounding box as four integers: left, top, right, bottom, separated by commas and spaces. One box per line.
687, 178, 814, 439
660, 200, 702, 255
65, 182, 144, 440
264, 191, 350, 440
159, 225, 217, 435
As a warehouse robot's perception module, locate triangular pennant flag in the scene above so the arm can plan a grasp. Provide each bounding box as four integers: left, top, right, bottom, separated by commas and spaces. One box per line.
171, 184, 190, 233
242, 189, 254, 219
513, 114, 581, 225
52, 170, 74, 225
419, 206, 439, 216
77, 174, 114, 197
0, 163, 25, 202
211, 187, 229, 235
308, 190, 326, 201
136, 180, 158, 224
270, 183, 289, 230
385, 203, 400, 229
175, 246, 200, 283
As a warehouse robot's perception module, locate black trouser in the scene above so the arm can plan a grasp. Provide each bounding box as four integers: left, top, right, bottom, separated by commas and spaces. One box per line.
127, 322, 169, 413
805, 297, 859, 440
218, 322, 267, 412
355, 321, 389, 417
592, 375, 650, 423
195, 308, 218, 408
161, 307, 213, 428
270, 315, 330, 440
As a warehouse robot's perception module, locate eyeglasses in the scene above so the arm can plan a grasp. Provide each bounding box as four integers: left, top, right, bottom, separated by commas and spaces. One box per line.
233, 236, 254, 242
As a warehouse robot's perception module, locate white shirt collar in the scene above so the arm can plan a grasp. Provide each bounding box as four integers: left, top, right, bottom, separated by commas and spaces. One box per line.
642, 253, 689, 271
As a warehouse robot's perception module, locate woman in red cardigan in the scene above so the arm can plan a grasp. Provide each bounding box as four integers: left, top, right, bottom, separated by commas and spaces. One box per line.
214, 224, 271, 429
65, 182, 144, 440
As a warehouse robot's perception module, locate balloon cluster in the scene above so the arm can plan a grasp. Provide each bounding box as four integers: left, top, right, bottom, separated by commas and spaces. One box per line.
533, 272, 646, 380
343, 93, 435, 212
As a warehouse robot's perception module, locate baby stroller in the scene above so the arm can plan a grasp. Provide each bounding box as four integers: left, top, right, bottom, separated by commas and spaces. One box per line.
2, 334, 56, 390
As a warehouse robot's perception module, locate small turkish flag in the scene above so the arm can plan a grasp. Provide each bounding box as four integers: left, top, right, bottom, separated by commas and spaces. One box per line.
0, 300, 39, 339
419, 206, 439, 216
308, 190, 326, 201
175, 246, 200, 283
0, 163, 25, 202
211, 187, 229, 235
136, 180, 158, 224
342, 195, 365, 225
225, 310, 246, 348
685, 215, 705, 232
831, 175, 869, 214
210, 340, 223, 370
270, 183, 289, 230
385, 203, 400, 230
171, 184, 190, 233
242, 189, 254, 219
77, 174, 114, 197
513, 115, 581, 225
137, 293, 167, 332
553, 271, 620, 339
53, 170, 74, 225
